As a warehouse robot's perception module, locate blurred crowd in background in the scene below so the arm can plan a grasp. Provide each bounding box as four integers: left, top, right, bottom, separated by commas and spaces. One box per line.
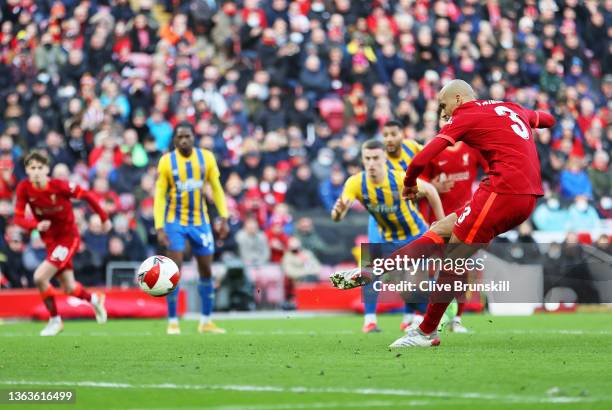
0, 0, 610, 291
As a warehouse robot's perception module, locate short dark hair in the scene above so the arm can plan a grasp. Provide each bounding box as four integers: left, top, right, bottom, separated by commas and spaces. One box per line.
362, 139, 385, 151
173, 121, 195, 138
383, 119, 404, 129
24, 150, 50, 167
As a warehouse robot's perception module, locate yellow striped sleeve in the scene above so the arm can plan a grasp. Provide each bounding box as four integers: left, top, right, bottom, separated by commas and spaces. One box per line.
341, 174, 361, 203
154, 154, 170, 230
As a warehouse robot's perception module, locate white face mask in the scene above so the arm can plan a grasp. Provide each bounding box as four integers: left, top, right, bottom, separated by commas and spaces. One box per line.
575, 200, 589, 212
547, 198, 560, 210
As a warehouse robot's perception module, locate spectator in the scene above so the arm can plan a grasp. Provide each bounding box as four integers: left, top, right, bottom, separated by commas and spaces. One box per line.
235, 217, 270, 267
34, 33, 66, 77
566, 196, 601, 233
319, 165, 345, 212
0, 158, 16, 200
112, 214, 147, 262
44, 131, 74, 169
532, 196, 569, 232
281, 236, 321, 306
0, 227, 28, 288
560, 156, 593, 200
109, 149, 145, 194
299, 55, 331, 102
588, 151, 611, 200
104, 236, 129, 268
72, 240, 101, 287
286, 164, 320, 210
265, 221, 289, 263
83, 214, 111, 270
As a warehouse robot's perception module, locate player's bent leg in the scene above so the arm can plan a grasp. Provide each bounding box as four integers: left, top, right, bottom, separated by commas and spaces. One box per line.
195, 253, 226, 334
429, 213, 458, 238
34, 261, 64, 336
60, 270, 107, 324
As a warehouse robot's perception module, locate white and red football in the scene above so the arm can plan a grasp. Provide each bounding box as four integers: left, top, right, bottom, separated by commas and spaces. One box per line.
136, 255, 180, 297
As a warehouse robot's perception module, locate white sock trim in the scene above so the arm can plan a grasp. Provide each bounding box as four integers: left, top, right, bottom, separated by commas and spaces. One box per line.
200, 315, 211, 325
364, 313, 377, 325
168, 318, 179, 325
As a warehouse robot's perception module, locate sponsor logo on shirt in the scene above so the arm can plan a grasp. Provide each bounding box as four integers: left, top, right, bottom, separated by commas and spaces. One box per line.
176, 179, 204, 192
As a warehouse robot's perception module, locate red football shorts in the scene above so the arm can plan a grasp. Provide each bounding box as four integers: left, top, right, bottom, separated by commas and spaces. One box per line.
43, 233, 80, 272
452, 186, 537, 245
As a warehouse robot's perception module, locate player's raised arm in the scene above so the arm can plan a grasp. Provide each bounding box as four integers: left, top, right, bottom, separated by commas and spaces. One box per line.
204, 151, 229, 239
64, 181, 110, 230
416, 178, 445, 221
403, 138, 451, 199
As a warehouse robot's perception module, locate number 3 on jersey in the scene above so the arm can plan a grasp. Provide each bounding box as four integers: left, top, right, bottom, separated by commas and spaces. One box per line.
495, 106, 529, 140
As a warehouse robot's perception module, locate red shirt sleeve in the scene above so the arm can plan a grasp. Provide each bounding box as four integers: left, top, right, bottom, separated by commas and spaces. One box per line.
437, 112, 474, 145
404, 137, 451, 188
13, 182, 38, 230
524, 109, 556, 129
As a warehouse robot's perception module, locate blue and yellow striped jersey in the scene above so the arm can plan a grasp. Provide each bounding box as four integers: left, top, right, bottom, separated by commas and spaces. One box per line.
342, 168, 428, 242
154, 148, 219, 228
386, 140, 422, 171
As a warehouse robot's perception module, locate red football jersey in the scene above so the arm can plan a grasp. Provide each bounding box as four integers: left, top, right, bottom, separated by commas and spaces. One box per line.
14, 179, 107, 239
422, 142, 487, 215
436, 100, 545, 195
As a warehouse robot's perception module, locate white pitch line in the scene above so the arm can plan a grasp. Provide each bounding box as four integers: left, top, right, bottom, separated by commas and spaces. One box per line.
0, 330, 358, 337
0, 380, 603, 404
476, 329, 612, 335
127, 400, 431, 410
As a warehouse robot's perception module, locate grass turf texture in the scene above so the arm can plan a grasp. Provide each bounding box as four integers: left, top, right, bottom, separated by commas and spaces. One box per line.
0, 313, 611, 410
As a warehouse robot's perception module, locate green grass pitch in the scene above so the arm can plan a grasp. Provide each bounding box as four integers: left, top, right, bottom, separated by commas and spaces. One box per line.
1, 312, 611, 410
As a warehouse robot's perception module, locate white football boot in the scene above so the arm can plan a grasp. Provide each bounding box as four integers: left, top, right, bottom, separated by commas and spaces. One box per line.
91, 292, 107, 324
389, 326, 440, 348
448, 317, 469, 333
40, 317, 64, 336
329, 268, 371, 290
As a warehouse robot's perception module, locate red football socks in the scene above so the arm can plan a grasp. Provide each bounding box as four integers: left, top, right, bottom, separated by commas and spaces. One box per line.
40, 285, 58, 317
69, 281, 92, 302
389, 230, 445, 260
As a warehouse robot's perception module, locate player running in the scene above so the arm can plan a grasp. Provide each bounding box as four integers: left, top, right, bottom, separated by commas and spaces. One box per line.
14, 151, 109, 336
331, 139, 445, 332
154, 122, 229, 335
360, 121, 425, 332
331, 80, 555, 347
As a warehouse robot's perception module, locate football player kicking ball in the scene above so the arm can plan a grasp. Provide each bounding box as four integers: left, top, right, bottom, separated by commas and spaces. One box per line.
154, 122, 229, 335
420, 115, 489, 333
14, 151, 110, 336
331, 80, 555, 347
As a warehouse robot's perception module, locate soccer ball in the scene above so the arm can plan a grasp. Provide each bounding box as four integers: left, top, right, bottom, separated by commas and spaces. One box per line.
137, 255, 180, 297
